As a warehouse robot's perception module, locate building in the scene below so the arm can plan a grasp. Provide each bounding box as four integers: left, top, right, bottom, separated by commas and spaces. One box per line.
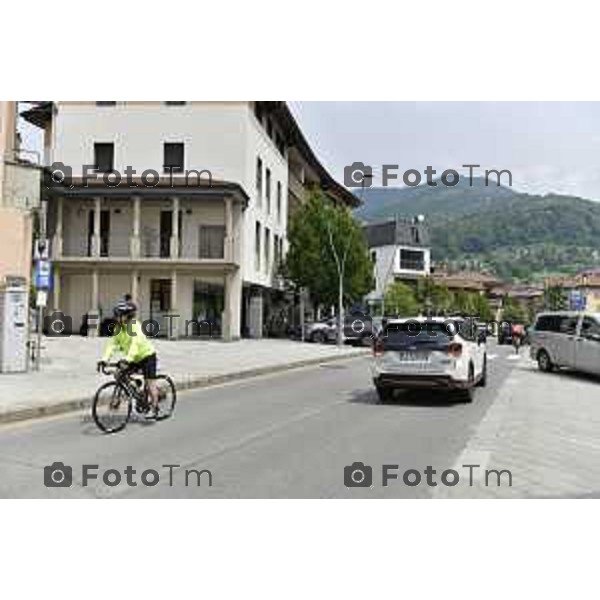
22, 101, 356, 339
545, 270, 600, 311
0, 101, 41, 286
363, 216, 431, 306
431, 270, 501, 295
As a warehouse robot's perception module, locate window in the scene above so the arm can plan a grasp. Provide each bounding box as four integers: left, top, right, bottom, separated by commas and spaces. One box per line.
198, 225, 225, 259
255, 221, 261, 271
96, 101, 116, 106
581, 317, 600, 339
274, 234, 280, 266
165, 101, 186, 106
164, 142, 184, 173
266, 118, 274, 140
265, 227, 271, 272
266, 168, 271, 214
87, 209, 110, 257
558, 316, 578, 335
277, 181, 282, 222
256, 157, 263, 206
150, 279, 171, 312
94, 143, 114, 172
399, 249, 425, 271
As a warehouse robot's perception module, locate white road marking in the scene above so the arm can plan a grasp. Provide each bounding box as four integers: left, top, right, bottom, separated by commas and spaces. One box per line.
507, 354, 522, 361
487, 354, 498, 360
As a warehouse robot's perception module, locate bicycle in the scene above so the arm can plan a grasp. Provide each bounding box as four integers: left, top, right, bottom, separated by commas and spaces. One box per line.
92, 362, 177, 433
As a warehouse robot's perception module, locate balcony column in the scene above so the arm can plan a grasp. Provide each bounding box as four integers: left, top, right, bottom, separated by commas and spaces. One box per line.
130, 195, 141, 258
131, 269, 139, 306
52, 197, 63, 258
51, 265, 61, 312
88, 268, 100, 336
92, 197, 102, 257
170, 196, 180, 259
224, 196, 233, 261
169, 269, 179, 339
223, 267, 242, 341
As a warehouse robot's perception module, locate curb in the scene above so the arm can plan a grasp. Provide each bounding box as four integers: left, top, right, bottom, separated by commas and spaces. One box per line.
0, 349, 368, 426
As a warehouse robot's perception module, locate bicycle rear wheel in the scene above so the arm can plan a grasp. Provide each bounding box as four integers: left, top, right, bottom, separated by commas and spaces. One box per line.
92, 381, 132, 433
153, 375, 177, 421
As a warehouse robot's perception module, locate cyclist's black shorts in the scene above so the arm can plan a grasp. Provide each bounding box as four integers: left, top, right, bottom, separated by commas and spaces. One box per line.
132, 353, 157, 380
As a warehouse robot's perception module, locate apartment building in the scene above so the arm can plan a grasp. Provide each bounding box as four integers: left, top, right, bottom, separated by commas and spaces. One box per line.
363, 216, 431, 305
0, 101, 41, 286
23, 101, 355, 339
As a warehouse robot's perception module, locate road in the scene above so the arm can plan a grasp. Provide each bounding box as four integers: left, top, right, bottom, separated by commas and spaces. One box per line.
0, 342, 520, 498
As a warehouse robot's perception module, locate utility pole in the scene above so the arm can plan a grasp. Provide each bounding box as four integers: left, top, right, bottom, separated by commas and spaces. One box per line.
326, 219, 351, 348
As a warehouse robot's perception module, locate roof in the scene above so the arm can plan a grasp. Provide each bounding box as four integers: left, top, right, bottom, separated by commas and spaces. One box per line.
259, 101, 359, 207
44, 174, 250, 206
432, 271, 501, 291
363, 217, 430, 248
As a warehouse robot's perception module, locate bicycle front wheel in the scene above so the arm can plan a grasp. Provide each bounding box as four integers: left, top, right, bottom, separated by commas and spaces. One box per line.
92, 381, 132, 433
154, 375, 177, 421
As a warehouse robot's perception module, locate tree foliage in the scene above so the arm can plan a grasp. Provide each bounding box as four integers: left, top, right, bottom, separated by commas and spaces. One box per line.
284, 190, 373, 307
384, 281, 420, 316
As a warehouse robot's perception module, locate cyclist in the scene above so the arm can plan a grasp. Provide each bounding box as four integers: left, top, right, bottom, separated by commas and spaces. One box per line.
97, 300, 160, 417
511, 322, 525, 355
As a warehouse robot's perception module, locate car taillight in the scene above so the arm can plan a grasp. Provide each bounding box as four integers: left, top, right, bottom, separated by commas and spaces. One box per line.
373, 338, 385, 357
448, 343, 463, 358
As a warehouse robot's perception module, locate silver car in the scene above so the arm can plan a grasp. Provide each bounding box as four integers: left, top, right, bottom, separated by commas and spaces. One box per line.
530, 311, 600, 375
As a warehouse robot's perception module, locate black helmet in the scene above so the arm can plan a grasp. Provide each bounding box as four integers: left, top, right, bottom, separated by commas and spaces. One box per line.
113, 300, 137, 318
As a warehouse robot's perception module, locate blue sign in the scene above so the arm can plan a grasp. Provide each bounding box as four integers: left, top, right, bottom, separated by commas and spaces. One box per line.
35, 259, 53, 290
569, 290, 586, 311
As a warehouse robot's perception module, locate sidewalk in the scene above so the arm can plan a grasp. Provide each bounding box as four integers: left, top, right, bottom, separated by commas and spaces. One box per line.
0, 337, 367, 423
435, 355, 600, 499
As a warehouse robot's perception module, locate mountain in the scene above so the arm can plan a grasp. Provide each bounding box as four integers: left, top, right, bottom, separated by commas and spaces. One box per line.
354, 176, 519, 222
354, 177, 600, 281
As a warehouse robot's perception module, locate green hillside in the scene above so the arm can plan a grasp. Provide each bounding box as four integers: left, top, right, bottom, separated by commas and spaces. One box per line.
355, 178, 600, 281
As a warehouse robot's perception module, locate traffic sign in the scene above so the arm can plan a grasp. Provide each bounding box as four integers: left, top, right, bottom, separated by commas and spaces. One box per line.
35, 260, 53, 290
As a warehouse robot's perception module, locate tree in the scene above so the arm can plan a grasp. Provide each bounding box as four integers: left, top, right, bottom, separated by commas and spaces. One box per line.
384, 281, 420, 317
472, 293, 493, 321
545, 285, 567, 310
284, 190, 373, 336
501, 297, 529, 324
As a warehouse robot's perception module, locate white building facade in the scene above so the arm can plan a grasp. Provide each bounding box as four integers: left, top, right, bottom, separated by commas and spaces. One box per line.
364, 217, 431, 301
23, 101, 356, 339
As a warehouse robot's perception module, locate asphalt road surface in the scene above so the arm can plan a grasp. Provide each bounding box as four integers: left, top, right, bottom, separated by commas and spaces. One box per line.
0, 342, 519, 498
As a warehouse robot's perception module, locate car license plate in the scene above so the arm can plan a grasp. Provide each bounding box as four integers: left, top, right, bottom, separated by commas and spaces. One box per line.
398, 351, 430, 363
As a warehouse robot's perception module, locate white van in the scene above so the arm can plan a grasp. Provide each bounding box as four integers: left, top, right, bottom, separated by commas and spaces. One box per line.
530, 312, 600, 375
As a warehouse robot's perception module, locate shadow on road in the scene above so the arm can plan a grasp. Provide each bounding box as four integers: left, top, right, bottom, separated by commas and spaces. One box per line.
347, 388, 468, 408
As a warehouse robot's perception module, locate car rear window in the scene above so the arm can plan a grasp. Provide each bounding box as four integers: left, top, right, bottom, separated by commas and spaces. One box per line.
382, 321, 457, 350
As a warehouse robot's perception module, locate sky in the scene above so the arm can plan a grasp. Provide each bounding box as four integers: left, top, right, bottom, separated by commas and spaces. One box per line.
19, 102, 600, 200
289, 101, 600, 200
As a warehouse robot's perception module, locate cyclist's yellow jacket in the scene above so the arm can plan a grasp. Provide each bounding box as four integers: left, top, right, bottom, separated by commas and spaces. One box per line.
102, 319, 156, 363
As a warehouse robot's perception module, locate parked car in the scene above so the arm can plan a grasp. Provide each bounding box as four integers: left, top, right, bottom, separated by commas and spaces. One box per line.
530, 311, 600, 375
371, 317, 487, 403
303, 317, 338, 344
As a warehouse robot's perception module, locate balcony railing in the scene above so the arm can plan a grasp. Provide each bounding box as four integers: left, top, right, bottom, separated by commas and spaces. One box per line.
399, 260, 426, 272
